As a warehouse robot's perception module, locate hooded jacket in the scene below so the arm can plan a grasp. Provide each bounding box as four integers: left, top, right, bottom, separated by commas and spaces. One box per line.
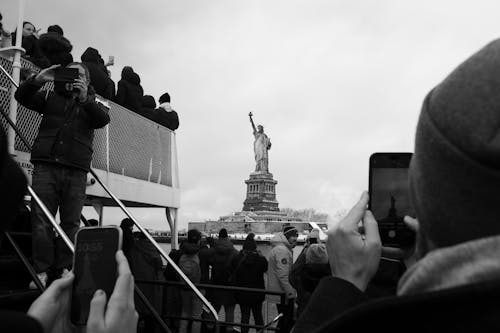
207, 237, 238, 305
140, 95, 157, 120
267, 233, 296, 303
81, 47, 114, 100
154, 102, 179, 131
115, 66, 143, 113
231, 249, 268, 305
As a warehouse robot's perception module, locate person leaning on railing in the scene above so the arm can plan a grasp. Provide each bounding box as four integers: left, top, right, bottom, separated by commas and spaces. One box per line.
15, 62, 110, 289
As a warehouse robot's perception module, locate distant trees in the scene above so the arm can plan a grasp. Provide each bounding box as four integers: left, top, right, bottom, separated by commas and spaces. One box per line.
280, 208, 329, 222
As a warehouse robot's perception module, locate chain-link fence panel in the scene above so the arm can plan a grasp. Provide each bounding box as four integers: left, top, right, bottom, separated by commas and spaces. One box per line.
0, 55, 175, 186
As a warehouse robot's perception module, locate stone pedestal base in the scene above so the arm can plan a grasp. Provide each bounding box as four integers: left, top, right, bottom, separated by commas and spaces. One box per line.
242, 172, 279, 212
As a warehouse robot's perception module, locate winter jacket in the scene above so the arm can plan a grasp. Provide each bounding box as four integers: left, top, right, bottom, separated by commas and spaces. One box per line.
129, 237, 164, 315
115, 66, 143, 113
140, 95, 157, 120
154, 103, 179, 131
15, 78, 110, 171
231, 249, 268, 305
207, 238, 238, 305
81, 47, 115, 100
267, 233, 296, 303
38, 32, 73, 67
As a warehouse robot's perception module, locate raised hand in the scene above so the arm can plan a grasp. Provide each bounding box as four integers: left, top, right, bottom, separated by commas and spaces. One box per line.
326, 191, 381, 291
34, 64, 61, 84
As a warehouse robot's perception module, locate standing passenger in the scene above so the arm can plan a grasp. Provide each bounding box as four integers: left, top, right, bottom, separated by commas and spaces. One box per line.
267, 226, 298, 333
15, 62, 109, 288
231, 233, 268, 333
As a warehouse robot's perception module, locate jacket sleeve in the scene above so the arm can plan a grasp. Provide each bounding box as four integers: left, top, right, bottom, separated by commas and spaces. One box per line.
292, 277, 369, 333
289, 250, 306, 290
275, 247, 296, 299
14, 78, 46, 113
155, 110, 179, 131
81, 99, 110, 129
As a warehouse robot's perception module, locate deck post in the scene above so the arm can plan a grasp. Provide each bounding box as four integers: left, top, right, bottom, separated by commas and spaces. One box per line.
166, 207, 178, 249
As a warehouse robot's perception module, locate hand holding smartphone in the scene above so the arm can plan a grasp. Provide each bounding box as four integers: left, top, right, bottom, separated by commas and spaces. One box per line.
71, 226, 122, 325
368, 153, 416, 248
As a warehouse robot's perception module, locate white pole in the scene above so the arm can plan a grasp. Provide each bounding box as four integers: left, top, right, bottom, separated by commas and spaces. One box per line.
7, 0, 25, 154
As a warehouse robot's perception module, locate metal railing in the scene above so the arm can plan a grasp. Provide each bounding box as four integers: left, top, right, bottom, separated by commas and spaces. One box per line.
0, 57, 219, 331
137, 279, 286, 332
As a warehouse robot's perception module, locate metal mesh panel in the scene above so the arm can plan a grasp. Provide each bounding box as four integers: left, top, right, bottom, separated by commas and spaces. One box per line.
0, 56, 174, 186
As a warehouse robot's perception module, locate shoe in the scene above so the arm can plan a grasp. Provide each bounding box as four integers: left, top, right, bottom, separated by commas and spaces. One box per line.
29, 272, 48, 289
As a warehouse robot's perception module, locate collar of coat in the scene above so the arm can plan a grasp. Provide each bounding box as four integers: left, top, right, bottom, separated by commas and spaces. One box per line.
397, 234, 500, 295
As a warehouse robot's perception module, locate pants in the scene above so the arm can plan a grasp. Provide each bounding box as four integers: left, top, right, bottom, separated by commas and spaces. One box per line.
179, 289, 203, 333
276, 300, 295, 333
240, 303, 264, 333
213, 303, 235, 333
31, 163, 87, 272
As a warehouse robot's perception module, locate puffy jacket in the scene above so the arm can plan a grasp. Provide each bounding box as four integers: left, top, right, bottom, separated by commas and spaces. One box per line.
15, 78, 110, 171
140, 95, 156, 120
231, 250, 268, 305
115, 66, 143, 113
154, 103, 179, 131
207, 238, 238, 306
267, 233, 296, 303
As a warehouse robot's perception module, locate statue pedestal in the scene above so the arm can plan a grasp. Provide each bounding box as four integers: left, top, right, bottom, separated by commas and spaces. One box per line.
242, 172, 279, 212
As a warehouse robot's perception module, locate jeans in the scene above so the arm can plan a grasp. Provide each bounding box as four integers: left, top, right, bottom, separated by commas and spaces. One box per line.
240, 303, 264, 333
179, 289, 203, 333
31, 163, 87, 272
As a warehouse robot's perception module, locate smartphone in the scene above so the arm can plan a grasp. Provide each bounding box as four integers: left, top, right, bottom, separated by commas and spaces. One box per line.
368, 153, 415, 248
54, 67, 79, 83
108, 55, 115, 66
71, 226, 122, 325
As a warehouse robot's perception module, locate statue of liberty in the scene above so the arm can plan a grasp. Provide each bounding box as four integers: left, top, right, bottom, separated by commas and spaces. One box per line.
249, 112, 272, 173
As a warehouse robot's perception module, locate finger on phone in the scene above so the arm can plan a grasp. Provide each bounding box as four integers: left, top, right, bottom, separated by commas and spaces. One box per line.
87, 289, 106, 329
111, 251, 134, 303
363, 210, 380, 245
48, 64, 61, 70
404, 216, 419, 232
343, 191, 369, 229
381, 246, 405, 259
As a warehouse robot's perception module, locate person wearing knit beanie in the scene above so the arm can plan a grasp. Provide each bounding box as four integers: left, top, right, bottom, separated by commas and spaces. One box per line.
243, 232, 257, 251
305, 244, 328, 265
293, 40, 500, 333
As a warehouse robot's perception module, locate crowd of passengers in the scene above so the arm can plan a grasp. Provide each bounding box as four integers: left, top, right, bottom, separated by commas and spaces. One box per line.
2, 10, 500, 333
0, 14, 179, 131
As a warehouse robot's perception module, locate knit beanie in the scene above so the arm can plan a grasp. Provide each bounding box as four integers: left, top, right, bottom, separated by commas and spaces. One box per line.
283, 226, 298, 239
243, 233, 257, 251
159, 92, 171, 104
411, 39, 500, 248
219, 228, 228, 238
306, 244, 328, 264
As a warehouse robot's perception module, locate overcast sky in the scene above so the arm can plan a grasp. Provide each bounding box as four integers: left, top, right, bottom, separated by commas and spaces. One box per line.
4, 1, 500, 230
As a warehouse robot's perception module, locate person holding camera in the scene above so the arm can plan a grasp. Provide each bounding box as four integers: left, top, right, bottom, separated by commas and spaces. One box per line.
293, 39, 500, 332
15, 62, 110, 289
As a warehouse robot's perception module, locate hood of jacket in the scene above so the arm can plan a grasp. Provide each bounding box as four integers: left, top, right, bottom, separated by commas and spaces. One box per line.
398, 234, 500, 295
214, 238, 235, 255
81, 47, 102, 63
121, 66, 141, 85
239, 250, 263, 266
271, 232, 292, 251
142, 95, 156, 109
180, 241, 200, 255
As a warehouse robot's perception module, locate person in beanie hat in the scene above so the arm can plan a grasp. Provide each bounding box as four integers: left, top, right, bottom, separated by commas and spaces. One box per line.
294, 39, 500, 333
231, 233, 268, 333
153, 91, 179, 131
267, 227, 298, 333
206, 228, 238, 332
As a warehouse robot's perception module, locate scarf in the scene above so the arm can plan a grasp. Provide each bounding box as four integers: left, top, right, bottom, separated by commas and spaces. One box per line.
397, 234, 500, 295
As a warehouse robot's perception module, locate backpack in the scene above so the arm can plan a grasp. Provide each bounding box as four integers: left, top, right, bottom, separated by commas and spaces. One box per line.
179, 253, 201, 284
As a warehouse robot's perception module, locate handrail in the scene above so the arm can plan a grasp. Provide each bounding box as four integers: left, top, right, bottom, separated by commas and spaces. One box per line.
0, 62, 219, 323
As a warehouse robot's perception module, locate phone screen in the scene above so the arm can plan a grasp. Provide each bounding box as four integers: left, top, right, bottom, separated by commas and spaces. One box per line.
54, 68, 79, 83
369, 153, 415, 247
71, 227, 122, 325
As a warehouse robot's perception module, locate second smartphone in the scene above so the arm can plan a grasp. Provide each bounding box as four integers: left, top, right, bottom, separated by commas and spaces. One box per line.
71, 226, 122, 325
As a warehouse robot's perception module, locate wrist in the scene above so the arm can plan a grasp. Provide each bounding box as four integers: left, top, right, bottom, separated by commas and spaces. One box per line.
332, 272, 369, 292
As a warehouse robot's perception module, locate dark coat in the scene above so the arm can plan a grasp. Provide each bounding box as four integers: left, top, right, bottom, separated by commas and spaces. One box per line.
293, 277, 500, 333
15, 78, 110, 171
140, 95, 157, 120
81, 47, 115, 100
231, 250, 268, 305
115, 67, 143, 113
207, 238, 238, 305
129, 237, 164, 315
154, 107, 179, 131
